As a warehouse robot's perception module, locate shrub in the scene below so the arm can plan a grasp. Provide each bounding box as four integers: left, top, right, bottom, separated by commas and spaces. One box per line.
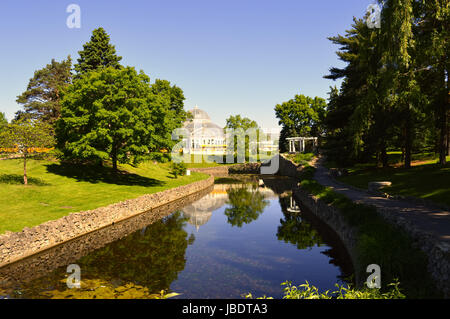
170, 162, 187, 178
246, 280, 405, 299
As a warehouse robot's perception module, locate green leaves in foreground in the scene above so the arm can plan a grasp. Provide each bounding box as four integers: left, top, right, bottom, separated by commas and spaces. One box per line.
246, 280, 405, 299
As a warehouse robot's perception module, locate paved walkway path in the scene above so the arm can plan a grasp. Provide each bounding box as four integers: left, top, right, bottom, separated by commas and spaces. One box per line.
312, 157, 450, 243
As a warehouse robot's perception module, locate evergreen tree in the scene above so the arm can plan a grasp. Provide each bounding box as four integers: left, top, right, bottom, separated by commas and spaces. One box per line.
16, 57, 72, 125
74, 27, 122, 77
379, 0, 421, 168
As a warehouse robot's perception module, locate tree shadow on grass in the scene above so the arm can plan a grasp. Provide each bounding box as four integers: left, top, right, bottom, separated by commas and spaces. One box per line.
0, 174, 50, 186
45, 163, 165, 187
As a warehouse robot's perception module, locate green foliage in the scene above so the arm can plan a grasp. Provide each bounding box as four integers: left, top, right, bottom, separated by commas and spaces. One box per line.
56, 66, 171, 169
0, 112, 7, 127
224, 114, 262, 162
246, 280, 405, 299
224, 187, 269, 227
280, 280, 404, 299
324, 1, 449, 167
150, 79, 188, 150
285, 153, 315, 166
277, 212, 323, 250
275, 94, 327, 153
74, 27, 122, 77
0, 119, 55, 184
170, 162, 187, 178
15, 57, 72, 125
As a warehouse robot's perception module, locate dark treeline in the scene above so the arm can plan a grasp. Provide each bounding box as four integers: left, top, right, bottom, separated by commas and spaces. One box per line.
324, 0, 448, 168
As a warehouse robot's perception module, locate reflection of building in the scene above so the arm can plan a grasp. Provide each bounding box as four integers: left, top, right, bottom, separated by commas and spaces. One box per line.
182, 187, 228, 230
182, 184, 277, 230
182, 106, 226, 155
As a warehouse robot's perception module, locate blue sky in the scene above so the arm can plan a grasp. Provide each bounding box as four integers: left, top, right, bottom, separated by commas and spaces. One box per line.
0, 0, 371, 129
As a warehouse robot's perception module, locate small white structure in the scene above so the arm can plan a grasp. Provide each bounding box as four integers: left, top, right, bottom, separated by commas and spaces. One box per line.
287, 196, 301, 214
286, 137, 318, 153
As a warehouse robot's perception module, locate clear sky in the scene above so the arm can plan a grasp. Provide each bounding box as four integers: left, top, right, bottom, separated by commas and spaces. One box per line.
0, 0, 371, 130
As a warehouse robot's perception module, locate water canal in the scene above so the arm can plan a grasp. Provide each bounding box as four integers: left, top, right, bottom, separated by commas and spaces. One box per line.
0, 176, 353, 299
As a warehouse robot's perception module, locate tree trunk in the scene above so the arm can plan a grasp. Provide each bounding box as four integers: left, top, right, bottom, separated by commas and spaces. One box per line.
381, 145, 388, 168
438, 67, 448, 166
112, 150, 118, 171
23, 152, 28, 185
404, 108, 412, 169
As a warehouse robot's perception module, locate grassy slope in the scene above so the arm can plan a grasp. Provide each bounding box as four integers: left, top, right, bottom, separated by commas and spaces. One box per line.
334, 155, 450, 207
0, 159, 208, 234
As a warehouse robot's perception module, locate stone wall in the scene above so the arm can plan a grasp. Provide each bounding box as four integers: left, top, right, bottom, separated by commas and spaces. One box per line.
189, 166, 232, 177
375, 206, 450, 297
277, 154, 303, 178
0, 176, 214, 268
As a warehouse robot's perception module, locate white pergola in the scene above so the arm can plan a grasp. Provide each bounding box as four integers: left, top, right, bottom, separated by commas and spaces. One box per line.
286, 137, 318, 153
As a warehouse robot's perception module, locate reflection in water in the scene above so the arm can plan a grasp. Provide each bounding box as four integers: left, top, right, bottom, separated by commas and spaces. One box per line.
3, 212, 194, 299
182, 187, 228, 230
0, 177, 354, 299
277, 196, 323, 250
224, 186, 270, 228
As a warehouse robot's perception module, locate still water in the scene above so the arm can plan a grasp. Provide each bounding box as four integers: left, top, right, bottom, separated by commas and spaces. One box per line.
0, 176, 353, 299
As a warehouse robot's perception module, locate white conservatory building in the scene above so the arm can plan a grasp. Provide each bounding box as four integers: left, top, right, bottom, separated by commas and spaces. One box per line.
182, 106, 226, 155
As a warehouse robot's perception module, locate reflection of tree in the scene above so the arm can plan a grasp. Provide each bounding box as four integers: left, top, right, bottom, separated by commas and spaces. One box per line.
16, 211, 194, 298
277, 211, 324, 250
78, 211, 193, 291
224, 187, 269, 227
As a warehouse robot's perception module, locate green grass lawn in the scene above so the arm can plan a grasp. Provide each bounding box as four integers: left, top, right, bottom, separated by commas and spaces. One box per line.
285, 153, 315, 166
336, 159, 450, 207
0, 158, 209, 234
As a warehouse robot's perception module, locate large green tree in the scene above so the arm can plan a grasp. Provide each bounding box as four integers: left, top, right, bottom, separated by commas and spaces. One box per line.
15, 57, 72, 125
275, 94, 327, 153
74, 27, 122, 77
56, 66, 170, 170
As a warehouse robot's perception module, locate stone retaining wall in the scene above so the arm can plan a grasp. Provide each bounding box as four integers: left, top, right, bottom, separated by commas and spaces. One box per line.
0, 176, 214, 268
277, 154, 303, 178
189, 166, 232, 177
279, 154, 449, 296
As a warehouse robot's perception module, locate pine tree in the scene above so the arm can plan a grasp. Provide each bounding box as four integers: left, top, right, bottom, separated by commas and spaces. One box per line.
379, 0, 419, 168
74, 27, 122, 77
16, 57, 72, 125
